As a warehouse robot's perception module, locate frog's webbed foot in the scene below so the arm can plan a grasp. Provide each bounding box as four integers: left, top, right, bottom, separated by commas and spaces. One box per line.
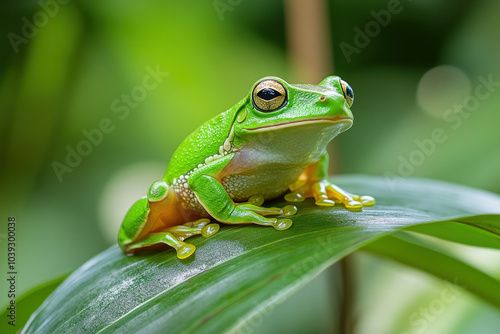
285, 179, 375, 211
126, 232, 197, 259
126, 218, 220, 259
218, 194, 297, 231
167, 218, 220, 241
230, 194, 297, 231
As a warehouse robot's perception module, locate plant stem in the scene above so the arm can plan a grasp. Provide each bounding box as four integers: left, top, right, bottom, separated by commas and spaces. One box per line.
339, 255, 355, 334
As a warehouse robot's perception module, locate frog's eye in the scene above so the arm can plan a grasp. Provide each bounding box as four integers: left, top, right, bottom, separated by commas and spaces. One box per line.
252, 79, 287, 112
340, 80, 354, 107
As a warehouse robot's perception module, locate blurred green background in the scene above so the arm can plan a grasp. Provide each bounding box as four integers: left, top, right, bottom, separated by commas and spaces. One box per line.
1, 0, 500, 333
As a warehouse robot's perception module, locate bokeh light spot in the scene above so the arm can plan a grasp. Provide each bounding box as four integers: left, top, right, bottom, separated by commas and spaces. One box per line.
417, 65, 471, 118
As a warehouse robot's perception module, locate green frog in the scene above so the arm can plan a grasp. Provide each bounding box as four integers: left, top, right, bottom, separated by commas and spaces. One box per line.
118, 76, 374, 259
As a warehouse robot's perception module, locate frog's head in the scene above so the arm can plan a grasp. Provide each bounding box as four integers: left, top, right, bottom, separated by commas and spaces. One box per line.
233, 76, 355, 163
244, 75, 353, 129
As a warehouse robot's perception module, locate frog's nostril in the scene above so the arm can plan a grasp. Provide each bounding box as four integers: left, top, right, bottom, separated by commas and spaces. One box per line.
319, 96, 327, 102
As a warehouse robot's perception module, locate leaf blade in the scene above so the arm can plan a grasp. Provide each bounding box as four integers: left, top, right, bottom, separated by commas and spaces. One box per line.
364, 233, 500, 308
21, 176, 500, 333
405, 215, 500, 249
0, 274, 67, 334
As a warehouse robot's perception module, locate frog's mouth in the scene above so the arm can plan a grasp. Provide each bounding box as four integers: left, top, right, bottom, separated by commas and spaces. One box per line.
246, 116, 352, 131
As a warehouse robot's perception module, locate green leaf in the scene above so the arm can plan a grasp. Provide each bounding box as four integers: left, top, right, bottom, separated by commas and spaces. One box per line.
22, 176, 500, 333
1, 274, 67, 334
406, 215, 500, 249
364, 232, 500, 307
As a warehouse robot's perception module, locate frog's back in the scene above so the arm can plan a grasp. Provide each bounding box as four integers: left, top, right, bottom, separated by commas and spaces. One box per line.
164, 108, 236, 183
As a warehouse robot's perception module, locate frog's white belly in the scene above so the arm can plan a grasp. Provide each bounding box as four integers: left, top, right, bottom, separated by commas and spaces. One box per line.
221, 163, 305, 202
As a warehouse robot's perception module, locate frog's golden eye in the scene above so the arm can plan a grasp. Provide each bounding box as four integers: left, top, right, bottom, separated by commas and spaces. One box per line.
252, 79, 287, 112
340, 80, 354, 107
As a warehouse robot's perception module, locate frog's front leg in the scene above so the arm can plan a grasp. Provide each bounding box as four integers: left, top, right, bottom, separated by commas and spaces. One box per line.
189, 155, 296, 230
284, 153, 375, 211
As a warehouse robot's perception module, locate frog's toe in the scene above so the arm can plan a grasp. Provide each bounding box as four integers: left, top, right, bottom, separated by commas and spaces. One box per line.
315, 198, 336, 206
359, 195, 375, 206
248, 194, 265, 206
201, 223, 220, 238
189, 218, 211, 228
284, 192, 305, 202
177, 243, 196, 259
281, 205, 297, 216
344, 200, 363, 211
272, 218, 293, 231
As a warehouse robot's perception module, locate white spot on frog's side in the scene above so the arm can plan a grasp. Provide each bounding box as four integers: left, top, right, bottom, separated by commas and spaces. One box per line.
171, 170, 207, 214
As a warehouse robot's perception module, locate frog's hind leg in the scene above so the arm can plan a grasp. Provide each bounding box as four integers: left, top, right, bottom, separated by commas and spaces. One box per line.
129, 219, 220, 259
119, 180, 196, 259
126, 232, 196, 259
165, 218, 220, 241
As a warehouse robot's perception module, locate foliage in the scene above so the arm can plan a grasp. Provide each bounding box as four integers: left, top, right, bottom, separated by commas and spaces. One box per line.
19, 176, 500, 333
